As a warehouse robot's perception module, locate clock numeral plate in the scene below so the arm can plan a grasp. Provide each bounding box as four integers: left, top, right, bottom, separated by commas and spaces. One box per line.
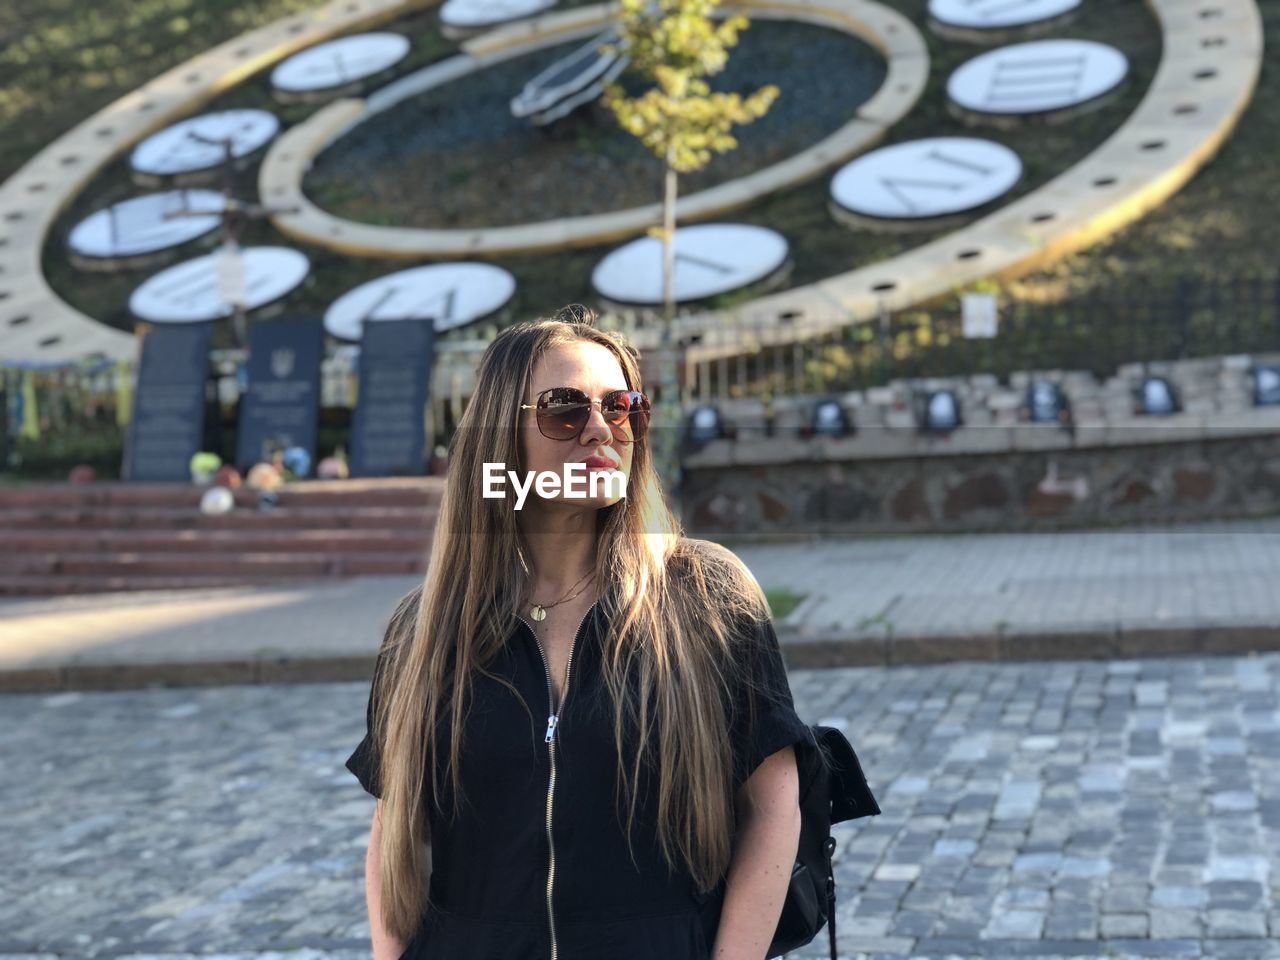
947, 39, 1129, 116
591, 224, 790, 305
324, 263, 517, 341
129, 247, 311, 323
831, 137, 1023, 222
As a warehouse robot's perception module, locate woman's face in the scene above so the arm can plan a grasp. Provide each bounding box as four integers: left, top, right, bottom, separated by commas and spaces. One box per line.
518, 341, 637, 511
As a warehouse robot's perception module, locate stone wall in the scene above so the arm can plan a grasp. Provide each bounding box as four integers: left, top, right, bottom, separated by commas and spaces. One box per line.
681, 354, 1280, 534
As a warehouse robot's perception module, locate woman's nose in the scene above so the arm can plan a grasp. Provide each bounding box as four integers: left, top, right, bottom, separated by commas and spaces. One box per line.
580, 404, 613, 445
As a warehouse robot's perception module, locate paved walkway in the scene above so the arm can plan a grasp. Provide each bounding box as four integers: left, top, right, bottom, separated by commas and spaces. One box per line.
3, 521, 1280, 690
2, 652, 1277, 959
749, 522, 1280, 637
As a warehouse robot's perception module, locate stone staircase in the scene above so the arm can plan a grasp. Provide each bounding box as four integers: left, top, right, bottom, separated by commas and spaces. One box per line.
0, 478, 442, 596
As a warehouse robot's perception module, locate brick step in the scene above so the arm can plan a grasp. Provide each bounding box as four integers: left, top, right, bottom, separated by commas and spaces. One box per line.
0, 478, 445, 510
0, 529, 432, 554
0, 551, 429, 578
0, 505, 438, 531
0, 574, 308, 596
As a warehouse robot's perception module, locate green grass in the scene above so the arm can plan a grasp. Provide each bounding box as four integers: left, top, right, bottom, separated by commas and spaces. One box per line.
0, 0, 331, 183
733, 0, 1162, 293
303, 21, 885, 227
5, 427, 127, 480
34, 4, 458, 351
1011, 1, 1280, 299
764, 586, 806, 621
10, 0, 1272, 354
0, 473, 43, 487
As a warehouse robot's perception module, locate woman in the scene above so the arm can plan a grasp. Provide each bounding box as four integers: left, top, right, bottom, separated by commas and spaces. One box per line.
346, 305, 813, 960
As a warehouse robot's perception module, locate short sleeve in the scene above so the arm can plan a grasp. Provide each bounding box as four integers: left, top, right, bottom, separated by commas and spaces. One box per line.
728, 612, 813, 790
345, 588, 421, 799
345, 640, 391, 799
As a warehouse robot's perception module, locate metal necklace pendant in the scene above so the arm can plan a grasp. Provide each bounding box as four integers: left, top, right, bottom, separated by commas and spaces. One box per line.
527, 569, 593, 626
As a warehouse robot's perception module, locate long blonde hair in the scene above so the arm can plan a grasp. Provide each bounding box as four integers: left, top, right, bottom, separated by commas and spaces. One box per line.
371, 306, 776, 940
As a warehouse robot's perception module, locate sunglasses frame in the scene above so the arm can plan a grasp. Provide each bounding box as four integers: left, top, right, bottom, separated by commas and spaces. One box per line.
520, 386, 650, 444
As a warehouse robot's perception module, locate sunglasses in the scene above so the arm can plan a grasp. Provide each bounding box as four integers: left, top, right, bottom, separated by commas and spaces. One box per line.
521, 386, 650, 443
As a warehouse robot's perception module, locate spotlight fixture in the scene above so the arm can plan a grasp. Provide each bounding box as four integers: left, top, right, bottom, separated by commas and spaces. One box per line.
1252, 366, 1280, 406
808, 398, 852, 438
686, 403, 725, 445
919, 389, 962, 434
1026, 380, 1071, 426
1136, 376, 1179, 416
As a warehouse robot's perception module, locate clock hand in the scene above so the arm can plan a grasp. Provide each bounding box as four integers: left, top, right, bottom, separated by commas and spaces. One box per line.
405, 286, 458, 323
674, 252, 734, 276
922, 149, 997, 177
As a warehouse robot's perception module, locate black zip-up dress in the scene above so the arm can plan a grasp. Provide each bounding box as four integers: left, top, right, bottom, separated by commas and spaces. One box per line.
345, 592, 812, 960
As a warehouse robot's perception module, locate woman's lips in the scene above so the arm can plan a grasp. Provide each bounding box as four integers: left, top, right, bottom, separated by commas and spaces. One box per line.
582, 457, 616, 470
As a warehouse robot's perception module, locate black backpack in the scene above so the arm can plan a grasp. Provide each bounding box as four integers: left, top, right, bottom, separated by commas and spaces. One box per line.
770, 724, 881, 959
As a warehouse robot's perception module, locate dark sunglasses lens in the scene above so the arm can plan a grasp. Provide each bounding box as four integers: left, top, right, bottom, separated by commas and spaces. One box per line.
603, 391, 649, 442
538, 388, 590, 439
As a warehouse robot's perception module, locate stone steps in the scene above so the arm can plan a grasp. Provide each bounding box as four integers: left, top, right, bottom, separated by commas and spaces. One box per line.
0, 478, 442, 595
0, 478, 443, 509
0, 550, 429, 578
0, 574, 326, 596
0, 505, 437, 531
0, 528, 430, 553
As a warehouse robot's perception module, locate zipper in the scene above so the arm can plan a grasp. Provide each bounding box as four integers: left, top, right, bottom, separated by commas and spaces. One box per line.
516, 600, 598, 960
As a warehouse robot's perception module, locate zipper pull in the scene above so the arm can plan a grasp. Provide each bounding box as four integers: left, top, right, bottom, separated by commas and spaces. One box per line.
545, 714, 559, 743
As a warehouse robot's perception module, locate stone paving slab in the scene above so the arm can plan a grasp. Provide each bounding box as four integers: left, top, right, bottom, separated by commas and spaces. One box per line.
741, 528, 1280, 640
6, 525, 1280, 691
0, 576, 420, 666
2, 652, 1277, 959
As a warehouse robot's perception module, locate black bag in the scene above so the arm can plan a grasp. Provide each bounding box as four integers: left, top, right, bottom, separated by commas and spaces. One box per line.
768, 724, 881, 959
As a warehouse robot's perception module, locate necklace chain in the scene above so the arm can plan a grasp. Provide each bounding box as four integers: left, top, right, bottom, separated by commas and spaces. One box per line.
528, 569, 595, 622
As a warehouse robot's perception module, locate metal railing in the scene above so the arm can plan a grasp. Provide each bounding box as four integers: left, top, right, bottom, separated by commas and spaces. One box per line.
675, 274, 1280, 403
8, 275, 1280, 471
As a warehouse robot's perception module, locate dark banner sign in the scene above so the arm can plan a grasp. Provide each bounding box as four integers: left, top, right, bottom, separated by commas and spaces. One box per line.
235, 316, 324, 471
351, 319, 435, 477
0, 377, 9, 472
123, 323, 211, 482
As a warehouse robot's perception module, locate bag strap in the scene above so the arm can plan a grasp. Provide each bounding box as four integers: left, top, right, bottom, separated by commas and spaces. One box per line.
812, 726, 881, 960
824, 835, 837, 960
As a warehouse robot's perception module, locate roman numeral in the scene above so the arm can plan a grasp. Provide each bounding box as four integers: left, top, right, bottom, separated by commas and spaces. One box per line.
151, 266, 219, 305
366, 284, 458, 323
674, 252, 734, 277
983, 54, 1088, 106
955, 0, 1052, 21
878, 148, 999, 214
405, 287, 458, 324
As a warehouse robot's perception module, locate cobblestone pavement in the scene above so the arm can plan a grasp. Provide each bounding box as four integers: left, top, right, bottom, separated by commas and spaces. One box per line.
3, 652, 1279, 960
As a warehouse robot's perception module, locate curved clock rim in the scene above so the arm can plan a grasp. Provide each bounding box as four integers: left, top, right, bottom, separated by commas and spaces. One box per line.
259, 0, 928, 259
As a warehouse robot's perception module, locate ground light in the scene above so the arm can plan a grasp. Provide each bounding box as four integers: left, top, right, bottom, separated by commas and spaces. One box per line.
1026, 380, 1072, 426
807, 398, 852, 438
919, 389, 962, 434
1137, 376, 1179, 416
686, 404, 726, 446
1251, 366, 1280, 406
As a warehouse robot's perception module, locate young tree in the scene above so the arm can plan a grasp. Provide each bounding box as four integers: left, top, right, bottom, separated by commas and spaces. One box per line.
603, 0, 777, 499
604, 0, 778, 321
